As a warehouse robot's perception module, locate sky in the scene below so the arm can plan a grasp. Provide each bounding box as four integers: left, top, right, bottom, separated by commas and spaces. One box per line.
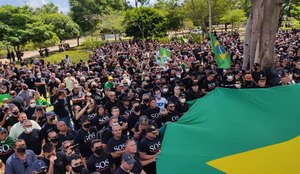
0, 0, 157, 14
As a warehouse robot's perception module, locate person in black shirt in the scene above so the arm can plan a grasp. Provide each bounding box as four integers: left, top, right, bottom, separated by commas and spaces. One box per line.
127, 102, 148, 137
176, 93, 189, 116
92, 105, 110, 130
100, 116, 119, 150
146, 98, 160, 120
53, 90, 72, 128
32, 106, 47, 127
169, 85, 181, 104
69, 153, 89, 174
57, 121, 76, 144
35, 72, 47, 99
42, 143, 70, 174
107, 124, 127, 167
74, 115, 97, 159
139, 126, 161, 174
186, 81, 202, 101
5, 106, 20, 131
24, 71, 36, 90
105, 91, 119, 114
166, 102, 180, 122
41, 111, 59, 139
201, 72, 217, 96
140, 94, 150, 111
87, 139, 115, 174
18, 120, 43, 155
119, 96, 131, 120
115, 152, 136, 174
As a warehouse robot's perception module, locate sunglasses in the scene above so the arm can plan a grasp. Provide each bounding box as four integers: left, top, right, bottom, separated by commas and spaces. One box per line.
169, 105, 175, 108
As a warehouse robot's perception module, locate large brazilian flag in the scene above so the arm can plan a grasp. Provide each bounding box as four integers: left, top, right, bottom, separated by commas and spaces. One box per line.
157, 84, 300, 174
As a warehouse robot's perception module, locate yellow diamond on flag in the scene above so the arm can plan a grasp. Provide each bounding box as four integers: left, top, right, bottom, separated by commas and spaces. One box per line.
214, 40, 219, 47
219, 54, 226, 60
207, 135, 300, 174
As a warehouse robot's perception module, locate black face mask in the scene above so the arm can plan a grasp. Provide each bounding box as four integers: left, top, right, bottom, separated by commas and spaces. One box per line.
83, 123, 90, 129
143, 99, 150, 103
12, 111, 19, 115
50, 138, 58, 143
72, 165, 83, 173
134, 106, 140, 112
17, 146, 26, 154
95, 148, 104, 156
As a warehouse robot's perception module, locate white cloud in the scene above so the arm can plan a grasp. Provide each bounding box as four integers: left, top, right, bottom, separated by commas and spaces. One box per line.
25, 0, 47, 8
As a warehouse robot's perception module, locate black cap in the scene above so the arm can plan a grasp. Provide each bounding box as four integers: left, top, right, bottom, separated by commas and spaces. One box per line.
145, 125, 158, 134
80, 115, 91, 123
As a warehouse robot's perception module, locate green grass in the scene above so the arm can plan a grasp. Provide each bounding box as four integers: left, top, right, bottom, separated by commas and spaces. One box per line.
43, 48, 91, 64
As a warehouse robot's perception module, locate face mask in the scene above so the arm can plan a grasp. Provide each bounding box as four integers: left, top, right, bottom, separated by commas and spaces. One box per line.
143, 99, 150, 103
30, 103, 36, 108
180, 98, 186, 103
162, 88, 168, 93
50, 138, 58, 143
186, 69, 190, 72
72, 165, 83, 173
12, 111, 19, 115
157, 75, 161, 79
25, 127, 33, 133
95, 148, 104, 155
83, 123, 90, 129
134, 106, 140, 112
37, 75, 41, 78
17, 146, 26, 154
155, 93, 161, 99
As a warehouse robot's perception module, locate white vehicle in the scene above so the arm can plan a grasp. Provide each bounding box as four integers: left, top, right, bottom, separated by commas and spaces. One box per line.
191, 29, 203, 35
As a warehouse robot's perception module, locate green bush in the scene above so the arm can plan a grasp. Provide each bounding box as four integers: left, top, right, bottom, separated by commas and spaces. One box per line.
190, 33, 203, 44
82, 37, 107, 50
157, 37, 169, 44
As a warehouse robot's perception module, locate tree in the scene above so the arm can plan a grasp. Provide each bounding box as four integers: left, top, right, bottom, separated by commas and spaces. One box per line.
243, 0, 284, 70
220, 9, 247, 31
155, 0, 185, 31
183, 0, 233, 35
35, 2, 59, 14
69, 0, 127, 33
97, 10, 125, 41
0, 5, 59, 58
41, 13, 81, 42
124, 7, 168, 40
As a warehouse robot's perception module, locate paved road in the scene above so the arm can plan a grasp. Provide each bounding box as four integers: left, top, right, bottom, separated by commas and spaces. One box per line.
0, 37, 86, 63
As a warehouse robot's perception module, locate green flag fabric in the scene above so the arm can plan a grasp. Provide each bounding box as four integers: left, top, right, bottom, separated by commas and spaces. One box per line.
210, 34, 231, 69
157, 84, 300, 174
159, 48, 171, 66
0, 93, 10, 103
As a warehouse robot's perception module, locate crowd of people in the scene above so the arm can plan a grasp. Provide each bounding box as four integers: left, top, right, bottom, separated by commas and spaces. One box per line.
0, 29, 299, 174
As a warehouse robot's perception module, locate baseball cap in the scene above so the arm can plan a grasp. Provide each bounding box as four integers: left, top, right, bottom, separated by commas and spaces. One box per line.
108, 76, 113, 80
145, 125, 158, 134
0, 127, 7, 133
31, 160, 48, 173
80, 115, 91, 123
46, 111, 56, 117
122, 152, 136, 165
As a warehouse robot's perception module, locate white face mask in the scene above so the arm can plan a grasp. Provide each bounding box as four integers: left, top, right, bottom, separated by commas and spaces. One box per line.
180, 98, 186, 103
157, 75, 161, 79
186, 69, 190, 72
25, 127, 33, 133
162, 88, 169, 93
30, 103, 36, 108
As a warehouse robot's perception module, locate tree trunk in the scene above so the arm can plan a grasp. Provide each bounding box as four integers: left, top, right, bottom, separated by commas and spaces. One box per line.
243, 0, 284, 70
77, 37, 80, 46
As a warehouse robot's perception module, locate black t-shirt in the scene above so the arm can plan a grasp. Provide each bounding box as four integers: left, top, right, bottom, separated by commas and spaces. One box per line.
155, 116, 169, 128
4, 115, 19, 129
202, 79, 217, 93
41, 123, 59, 139
107, 135, 127, 167
92, 114, 110, 130
57, 129, 76, 143
146, 107, 160, 120
175, 103, 189, 116
131, 153, 143, 174
139, 136, 161, 174
42, 151, 69, 174
292, 68, 300, 80
35, 77, 47, 91
115, 167, 130, 174
53, 98, 70, 118
24, 77, 36, 90
128, 111, 148, 133
84, 107, 98, 120
74, 127, 97, 158
101, 128, 113, 145
169, 95, 179, 104
18, 129, 43, 155
87, 153, 114, 174
167, 111, 181, 122
105, 100, 119, 114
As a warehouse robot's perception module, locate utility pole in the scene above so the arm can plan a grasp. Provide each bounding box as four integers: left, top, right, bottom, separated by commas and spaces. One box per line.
207, 0, 212, 34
